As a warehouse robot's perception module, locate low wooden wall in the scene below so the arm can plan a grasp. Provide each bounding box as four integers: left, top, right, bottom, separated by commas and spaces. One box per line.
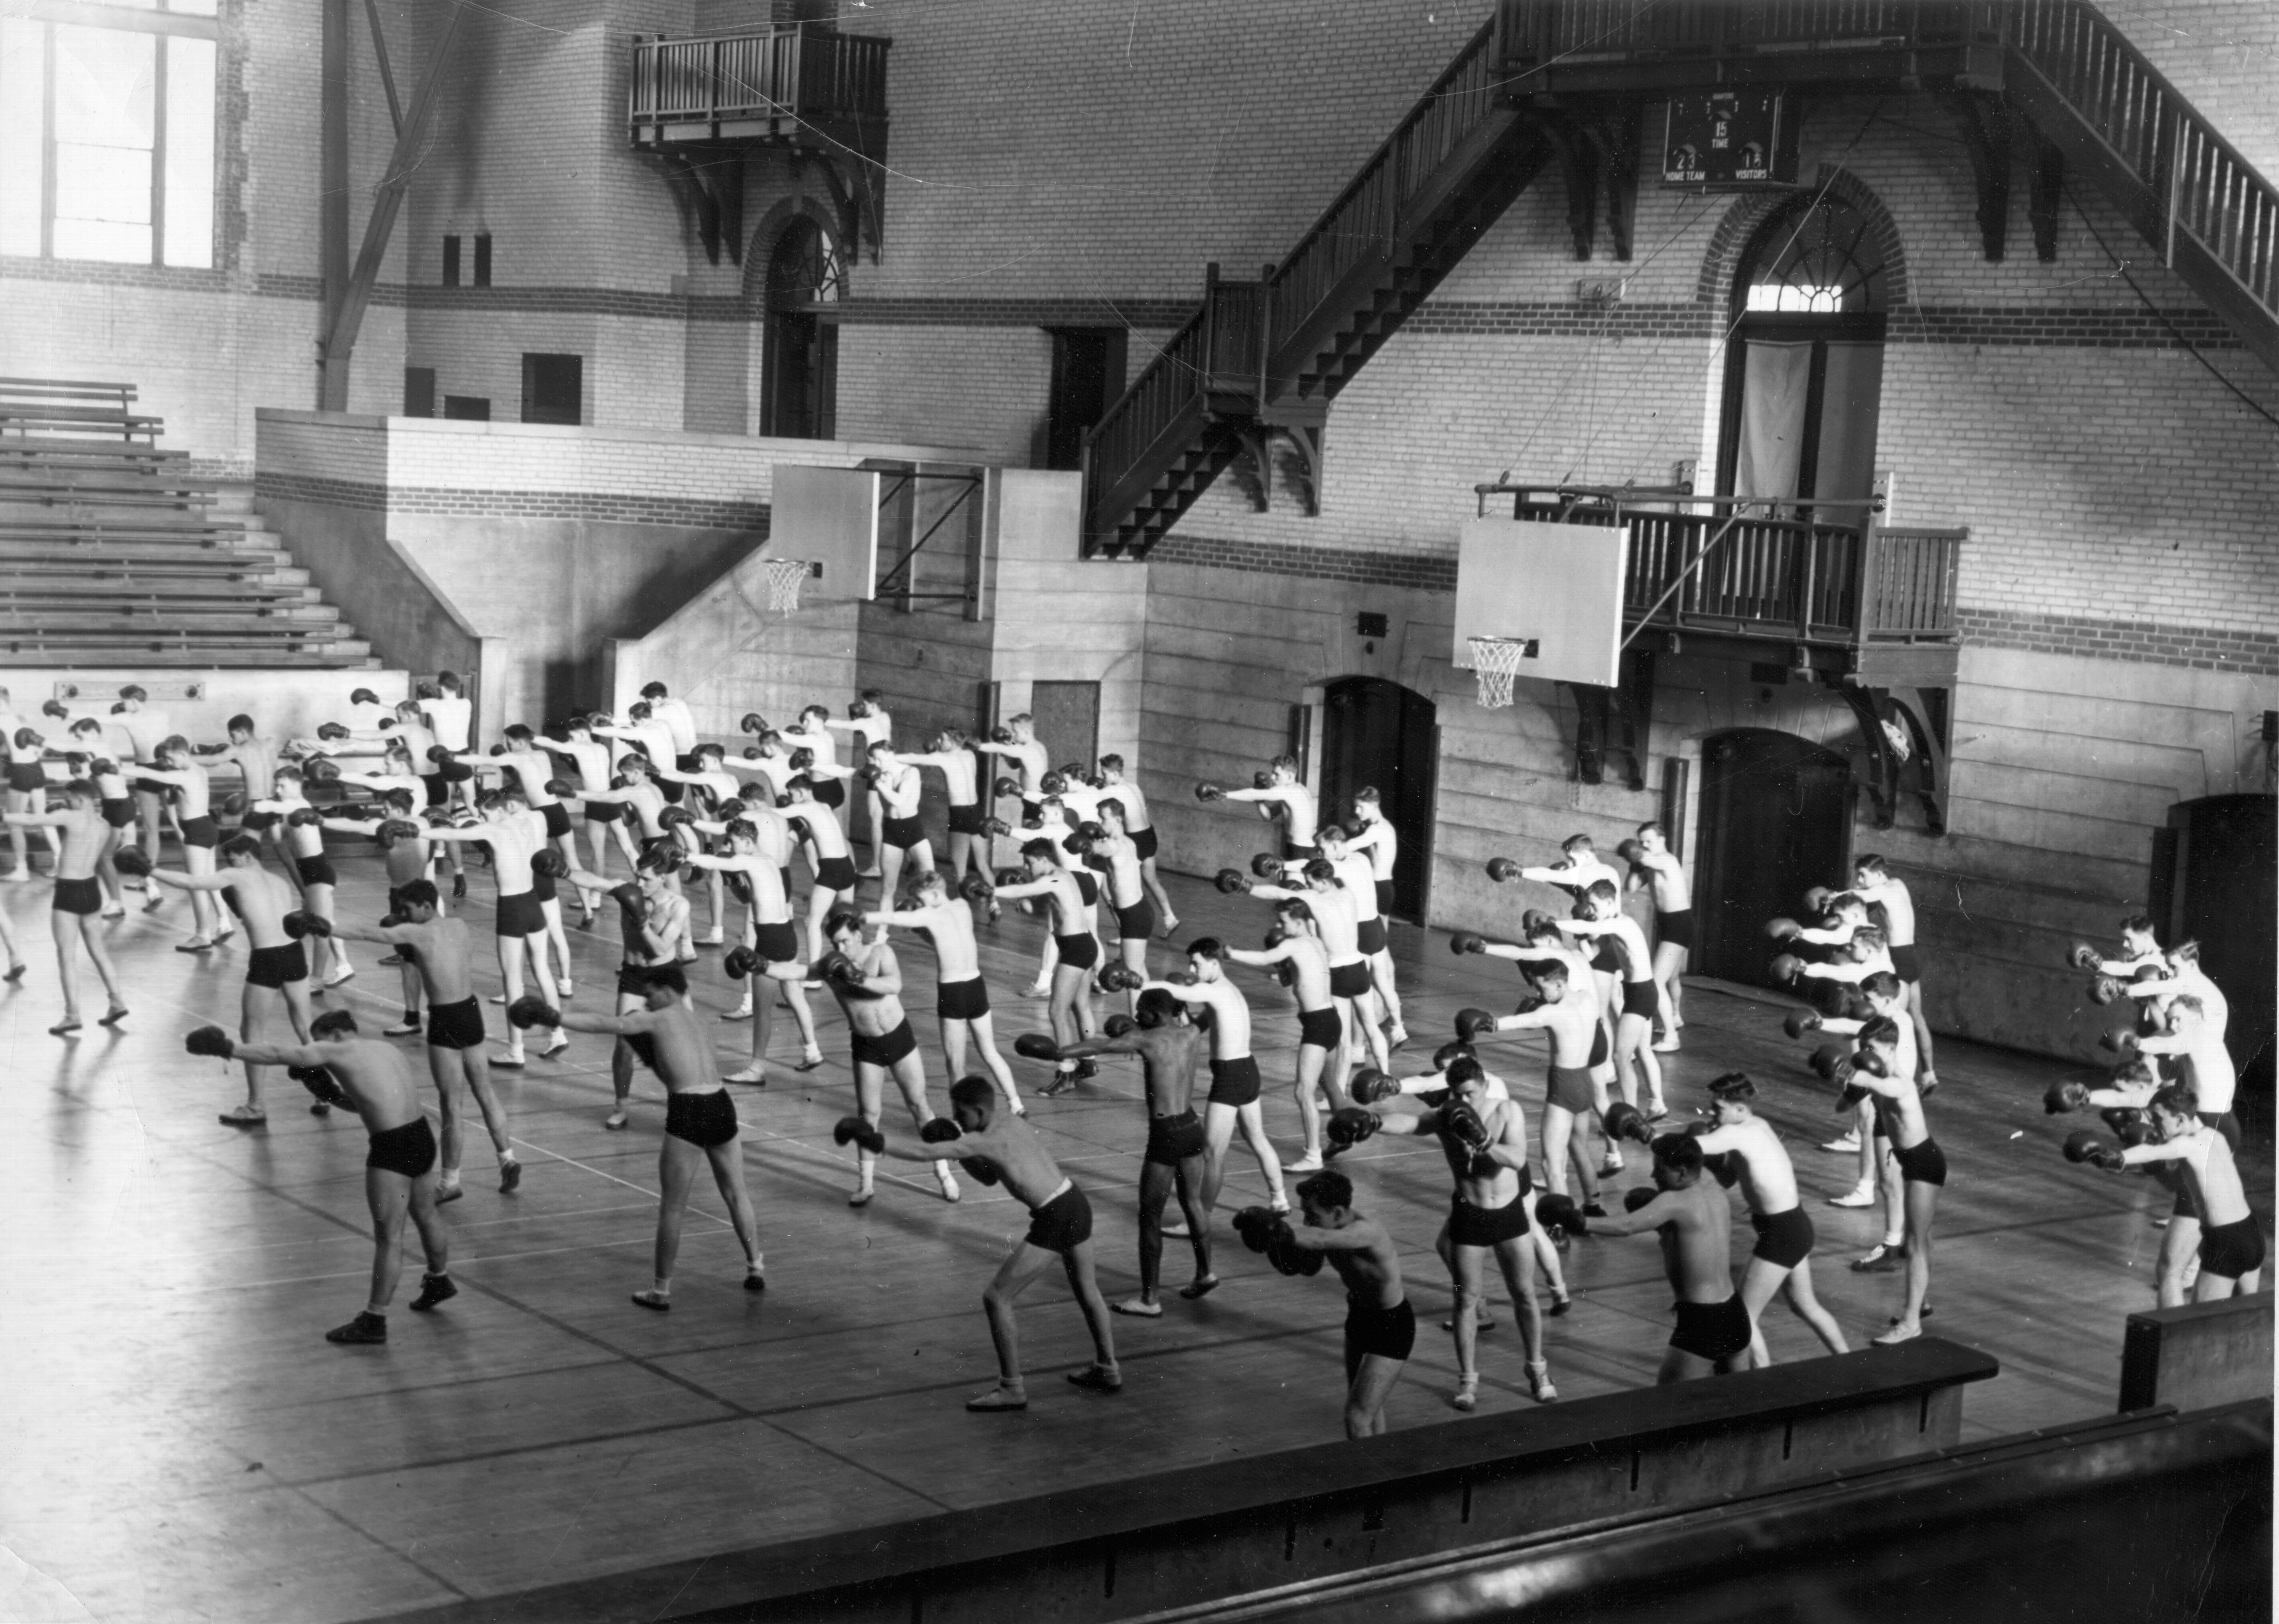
2121, 1293, 2274, 1413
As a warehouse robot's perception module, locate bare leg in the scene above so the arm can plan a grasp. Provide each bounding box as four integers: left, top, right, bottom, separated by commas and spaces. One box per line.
650, 1134, 700, 1288
704, 1136, 764, 1271
963, 1013, 1022, 1111
1292, 1044, 1329, 1163
365, 1169, 410, 1311
1233, 1099, 1288, 1207
1058, 1241, 1119, 1373
1619, 1009, 1663, 1112
1494, 1236, 1546, 1371
1367, 949, 1406, 1042
1347, 1353, 1404, 1438
1449, 1237, 1485, 1407
978, 1242, 1062, 1395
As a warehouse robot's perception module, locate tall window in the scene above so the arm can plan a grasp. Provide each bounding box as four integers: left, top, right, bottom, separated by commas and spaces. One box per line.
762, 216, 841, 440
1718, 195, 1887, 510
0, 7, 218, 268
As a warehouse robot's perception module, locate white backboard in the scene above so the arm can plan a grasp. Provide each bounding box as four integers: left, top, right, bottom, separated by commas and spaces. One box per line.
1451, 517, 1629, 688
770, 465, 880, 601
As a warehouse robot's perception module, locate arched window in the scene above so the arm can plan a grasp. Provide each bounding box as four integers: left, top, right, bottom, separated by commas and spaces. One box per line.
762, 215, 841, 439
1719, 193, 1889, 508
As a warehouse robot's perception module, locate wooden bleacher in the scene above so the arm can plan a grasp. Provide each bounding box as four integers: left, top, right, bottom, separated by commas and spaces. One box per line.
0, 378, 376, 669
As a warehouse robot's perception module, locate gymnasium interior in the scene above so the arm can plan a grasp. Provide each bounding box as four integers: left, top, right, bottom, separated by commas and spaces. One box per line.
0, 1, 2273, 1620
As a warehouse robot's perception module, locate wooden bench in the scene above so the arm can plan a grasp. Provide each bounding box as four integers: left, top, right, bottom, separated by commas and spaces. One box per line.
2121, 1295, 2274, 1412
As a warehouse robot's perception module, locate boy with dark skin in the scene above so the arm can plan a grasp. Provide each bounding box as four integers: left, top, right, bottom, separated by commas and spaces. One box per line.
1538, 1134, 1755, 1381
313, 881, 520, 1198
511, 983, 768, 1306
849, 1075, 1121, 1411
1143, 940, 1291, 1218
1051, 987, 1217, 1315
126, 836, 316, 1124
3, 780, 126, 1035
185, 1011, 454, 1344
1235, 1169, 1410, 1437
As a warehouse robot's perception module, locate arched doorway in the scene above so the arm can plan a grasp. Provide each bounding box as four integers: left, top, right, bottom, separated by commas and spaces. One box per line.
1718, 192, 1888, 517
761, 215, 841, 439
1319, 677, 1436, 921
1694, 729, 1854, 985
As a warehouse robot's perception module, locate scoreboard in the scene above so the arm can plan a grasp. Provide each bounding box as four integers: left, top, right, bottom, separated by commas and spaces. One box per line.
1663, 90, 1800, 187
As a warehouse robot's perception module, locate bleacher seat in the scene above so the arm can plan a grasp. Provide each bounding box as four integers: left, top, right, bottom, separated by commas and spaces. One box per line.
0, 378, 376, 669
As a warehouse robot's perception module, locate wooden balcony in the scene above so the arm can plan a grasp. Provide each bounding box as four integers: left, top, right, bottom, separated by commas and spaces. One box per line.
1485, 486, 1963, 685
628, 25, 888, 154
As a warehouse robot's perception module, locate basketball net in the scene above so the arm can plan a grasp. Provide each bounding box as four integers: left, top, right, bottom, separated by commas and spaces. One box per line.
1469, 636, 1526, 709
764, 557, 810, 614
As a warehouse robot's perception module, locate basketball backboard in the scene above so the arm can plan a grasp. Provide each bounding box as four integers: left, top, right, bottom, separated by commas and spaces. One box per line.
770, 465, 880, 601
1451, 517, 1629, 688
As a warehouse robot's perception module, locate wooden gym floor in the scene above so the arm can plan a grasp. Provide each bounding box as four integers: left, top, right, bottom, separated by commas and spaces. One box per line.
0, 847, 2266, 1623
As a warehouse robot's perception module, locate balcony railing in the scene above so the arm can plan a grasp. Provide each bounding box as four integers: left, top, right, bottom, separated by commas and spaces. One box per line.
1489, 488, 1961, 651
628, 25, 888, 141
1493, 0, 2001, 71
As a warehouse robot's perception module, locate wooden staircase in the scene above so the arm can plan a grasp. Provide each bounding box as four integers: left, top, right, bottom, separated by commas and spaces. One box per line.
0, 379, 379, 668
1083, 1, 2275, 559
1081, 19, 1552, 558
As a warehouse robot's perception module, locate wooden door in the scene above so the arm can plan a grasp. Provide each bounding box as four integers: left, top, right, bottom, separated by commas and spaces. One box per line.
2152, 792, 2276, 1137
1319, 676, 1437, 920
1694, 728, 1854, 985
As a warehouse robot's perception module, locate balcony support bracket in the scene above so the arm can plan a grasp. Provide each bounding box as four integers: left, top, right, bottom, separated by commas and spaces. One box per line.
1562, 648, 1655, 790
650, 148, 744, 266
1936, 86, 2012, 262
2025, 120, 2065, 261
1837, 681, 1952, 835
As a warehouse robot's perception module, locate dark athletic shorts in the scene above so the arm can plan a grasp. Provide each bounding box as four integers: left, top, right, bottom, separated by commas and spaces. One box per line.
947, 802, 985, 836
1132, 826, 1158, 861
1892, 1135, 1948, 1188
1621, 979, 1659, 1019
496, 890, 544, 938
296, 855, 338, 889
1448, 1191, 1530, 1248
1298, 1006, 1343, 1051
815, 855, 858, 893
1356, 917, 1387, 956
54, 876, 103, 916
1074, 870, 1099, 907
6, 761, 44, 792
1655, 907, 1695, 949
2171, 1112, 2243, 1220
1208, 1054, 1262, 1107
541, 802, 573, 840
422, 772, 448, 807
1671, 1295, 1754, 1362
882, 814, 925, 851
753, 920, 800, 964
426, 995, 486, 1050
1590, 1020, 1611, 1068
1284, 840, 1318, 862
1751, 1206, 1816, 1269
1547, 1063, 1594, 1114
1024, 1181, 1094, 1254
1144, 1108, 1207, 1166
1116, 897, 1156, 940
1020, 796, 1044, 829
852, 1018, 918, 1069
617, 959, 689, 1000
102, 798, 134, 827
2199, 1215, 2266, 1281
813, 778, 845, 810
181, 815, 219, 849
937, 976, 989, 1021
666, 1088, 739, 1149
1344, 1295, 1416, 1380
1056, 930, 1099, 971
1375, 879, 1393, 915
366, 1118, 438, 1179
1890, 943, 1922, 983
1330, 960, 1371, 999
1591, 940, 1622, 975
246, 942, 309, 990
585, 798, 622, 824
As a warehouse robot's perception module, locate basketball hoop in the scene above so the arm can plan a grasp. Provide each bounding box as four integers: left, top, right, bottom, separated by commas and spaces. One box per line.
764, 557, 812, 614
1468, 636, 1528, 709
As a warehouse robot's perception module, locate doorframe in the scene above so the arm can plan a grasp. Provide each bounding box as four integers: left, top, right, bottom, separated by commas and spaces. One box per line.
1305, 675, 1442, 926
1682, 725, 1860, 980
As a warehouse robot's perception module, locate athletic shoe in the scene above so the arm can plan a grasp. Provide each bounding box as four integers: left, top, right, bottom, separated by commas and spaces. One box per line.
325, 1311, 387, 1344
324, 964, 355, 987
1066, 1364, 1123, 1393
1452, 1376, 1479, 1413
1285, 1153, 1325, 1174
965, 1386, 1027, 1412
383, 1016, 422, 1037
1822, 1131, 1861, 1154
1850, 1242, 1908, 1273
499, 1159, 522, 1194
1829, 1182, 1879, 1208
409, 1273, 457, 1312
1527, 1360, 1558, 1402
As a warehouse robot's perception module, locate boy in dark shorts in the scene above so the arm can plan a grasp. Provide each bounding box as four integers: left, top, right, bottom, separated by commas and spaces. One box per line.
851, 1076, 1120, 1411
1538, 1133, 1753, 1381
514, 982, 767, 1306
1052, 987, 1217, 1314
187, 1010, 454, 1344
1235, 1169, 1412, 1437
3, 779, 124, 1033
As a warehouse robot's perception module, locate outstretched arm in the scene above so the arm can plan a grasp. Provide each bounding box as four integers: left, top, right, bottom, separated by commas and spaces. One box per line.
224, 1037, 332, 1068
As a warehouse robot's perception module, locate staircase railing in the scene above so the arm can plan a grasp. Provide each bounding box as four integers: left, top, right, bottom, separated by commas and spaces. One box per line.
1082, 304, 1210, 521
2007, 0, 2275, 327
1493, 0, 1999, 68
1262, 17, 1505, 364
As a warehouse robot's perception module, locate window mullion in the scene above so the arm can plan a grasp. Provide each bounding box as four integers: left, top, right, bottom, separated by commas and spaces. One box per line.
39, 21, 55, 259
151, 30, 168, 266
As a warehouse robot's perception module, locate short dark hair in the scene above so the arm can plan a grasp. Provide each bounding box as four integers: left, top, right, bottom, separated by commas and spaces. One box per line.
1653, 1133, 1704, 1175
2120, 913, 2157, 938
1856, 1015, 1901, 1050
1860, 970, 1903, 1001
1855, 853, 1889, 876
396, 879, 440, 911
1295, 1169, 1352, 1211
1533, 958, 1570, 985
823, 906, 865, 939
949, 1075, 996, 1115
1098, 752, 1124, 772
640, 681, 668, 698
219, 834, 262, 863
1707, 1071, 1757, 1102
1432, 1038, 1473, 1070
1020, 838, 1056, 862
1445, 1054, 1484, 1087
2150, 1081, 2200, 1117
1186, 937, 1224, 960
311, 1009, 358, 1039
1302, 858, 1337, 884
1135, 988, 1179, 1027
227, 713, 254, 735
